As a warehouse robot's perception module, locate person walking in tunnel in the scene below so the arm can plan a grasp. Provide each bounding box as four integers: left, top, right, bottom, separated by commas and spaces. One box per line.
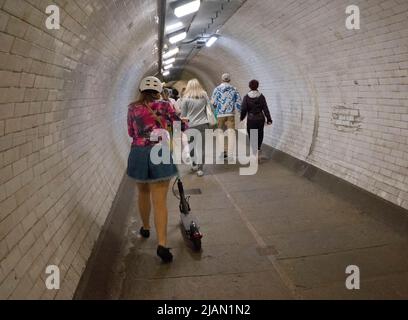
171, 88, 180, 102
167, 88, 191, 165
179, 79, 213, 177
127, 76, 187, 263
211, 73, 242, 161
161, 88, 177, 110
240, 79, 273, 162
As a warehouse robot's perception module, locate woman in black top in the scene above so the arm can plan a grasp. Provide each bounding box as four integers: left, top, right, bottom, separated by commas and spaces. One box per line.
240, 80, 273, 158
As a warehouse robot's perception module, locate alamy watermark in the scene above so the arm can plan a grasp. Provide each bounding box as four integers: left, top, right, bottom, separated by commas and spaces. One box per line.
149, 122, 260, 176
45, 5, 60, 30
346, 5, 361, 30
45, 265, 60, 290
346, 265, 361, 290
45, 4, 361, 31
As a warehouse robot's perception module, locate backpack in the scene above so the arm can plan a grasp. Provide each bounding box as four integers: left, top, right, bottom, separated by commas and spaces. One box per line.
246, 95, 265, 121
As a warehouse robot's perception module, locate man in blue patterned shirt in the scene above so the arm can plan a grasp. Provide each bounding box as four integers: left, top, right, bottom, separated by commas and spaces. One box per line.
211, 73, 242, 159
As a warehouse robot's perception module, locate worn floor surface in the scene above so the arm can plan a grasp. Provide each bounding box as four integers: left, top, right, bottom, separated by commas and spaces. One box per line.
76, 152, 408, 300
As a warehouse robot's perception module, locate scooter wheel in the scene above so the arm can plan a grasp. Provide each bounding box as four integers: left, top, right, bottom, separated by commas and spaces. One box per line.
192, 238, 202, 251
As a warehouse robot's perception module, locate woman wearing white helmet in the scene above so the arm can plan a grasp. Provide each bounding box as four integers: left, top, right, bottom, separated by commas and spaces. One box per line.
127, 76, 187, 263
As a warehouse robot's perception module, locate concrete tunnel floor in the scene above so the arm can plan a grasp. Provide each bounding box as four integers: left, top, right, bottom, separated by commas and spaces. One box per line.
75, 148, 408, 300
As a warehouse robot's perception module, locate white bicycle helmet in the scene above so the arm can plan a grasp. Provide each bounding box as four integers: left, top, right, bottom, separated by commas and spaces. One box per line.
139, 76, 163, 93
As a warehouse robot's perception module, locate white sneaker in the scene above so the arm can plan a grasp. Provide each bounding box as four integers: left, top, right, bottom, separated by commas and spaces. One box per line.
184, 156, 193, 166
191, 164, 199, 172
226, 156, 237, 164
197, 170, 204, 177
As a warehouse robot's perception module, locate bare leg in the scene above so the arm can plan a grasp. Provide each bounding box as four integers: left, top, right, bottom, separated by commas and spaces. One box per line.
217, 117, 227, 155
137, 183, 151, 230
226, 116, 236, 157
150, 180, 170, 247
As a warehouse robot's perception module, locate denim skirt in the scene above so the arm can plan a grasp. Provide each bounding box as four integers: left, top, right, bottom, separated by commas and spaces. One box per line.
127, 145, 178, 183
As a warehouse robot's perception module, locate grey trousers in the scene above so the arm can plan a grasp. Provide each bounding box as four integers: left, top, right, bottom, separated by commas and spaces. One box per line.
189, 123, 210, 171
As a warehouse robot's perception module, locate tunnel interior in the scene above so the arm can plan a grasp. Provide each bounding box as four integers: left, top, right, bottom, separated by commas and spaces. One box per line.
0, 0, 408, 299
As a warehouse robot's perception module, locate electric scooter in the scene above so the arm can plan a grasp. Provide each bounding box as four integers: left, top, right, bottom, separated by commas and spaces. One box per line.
173, 177, 203, 251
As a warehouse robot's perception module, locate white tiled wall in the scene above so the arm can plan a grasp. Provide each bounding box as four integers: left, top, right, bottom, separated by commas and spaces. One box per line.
0, 0, 157, 299
188, 0, 408, 210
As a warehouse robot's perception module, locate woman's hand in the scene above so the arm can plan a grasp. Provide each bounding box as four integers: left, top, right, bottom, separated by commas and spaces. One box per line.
267, 121, 273, 126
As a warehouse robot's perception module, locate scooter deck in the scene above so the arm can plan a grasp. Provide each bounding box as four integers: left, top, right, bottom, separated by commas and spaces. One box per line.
177, 178, 203, 251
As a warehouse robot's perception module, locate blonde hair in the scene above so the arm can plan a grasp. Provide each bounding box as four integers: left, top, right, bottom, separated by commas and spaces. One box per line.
184, 79, 208, 99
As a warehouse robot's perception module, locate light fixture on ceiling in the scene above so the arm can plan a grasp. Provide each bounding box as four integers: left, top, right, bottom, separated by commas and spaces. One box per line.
206, 35, 219, 48
166, 22, 184, 33
163, 47, 179, 59
169, 29, 187, 44
164, 64, 173, 70
163, 57, 176, 65
163, 70, 170, 76
172, 0, 201, 18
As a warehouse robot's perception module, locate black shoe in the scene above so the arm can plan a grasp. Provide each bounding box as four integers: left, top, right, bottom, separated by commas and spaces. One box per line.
157, 246, 173, 263
140, 227, 150, 239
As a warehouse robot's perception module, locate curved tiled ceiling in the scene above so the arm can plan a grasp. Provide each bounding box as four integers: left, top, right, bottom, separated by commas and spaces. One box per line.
162, 0, 246, 79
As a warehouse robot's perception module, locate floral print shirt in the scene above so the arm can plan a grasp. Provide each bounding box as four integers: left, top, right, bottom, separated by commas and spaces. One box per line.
127, 100, 186, 147
211, 83, 242, 117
